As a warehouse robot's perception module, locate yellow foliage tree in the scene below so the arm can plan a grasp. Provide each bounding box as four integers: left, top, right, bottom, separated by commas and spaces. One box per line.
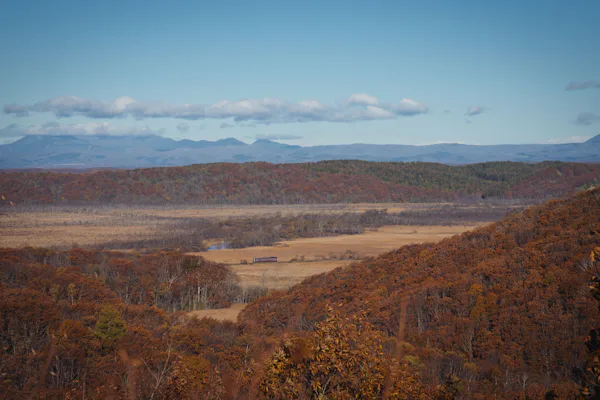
259, 306, 428, 399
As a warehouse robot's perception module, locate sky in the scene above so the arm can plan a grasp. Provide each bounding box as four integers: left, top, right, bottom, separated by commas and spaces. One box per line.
1, 0, 599, 146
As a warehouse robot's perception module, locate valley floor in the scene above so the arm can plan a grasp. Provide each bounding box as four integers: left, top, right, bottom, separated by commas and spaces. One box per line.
188, 224, 476, 321
0, 203, 482, 322
0, 202, 492, 248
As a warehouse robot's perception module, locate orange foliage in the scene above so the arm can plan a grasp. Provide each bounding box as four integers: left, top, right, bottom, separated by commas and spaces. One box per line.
2, 160, 598, 205
1, 187, 600, 398
241, 187, 600, 397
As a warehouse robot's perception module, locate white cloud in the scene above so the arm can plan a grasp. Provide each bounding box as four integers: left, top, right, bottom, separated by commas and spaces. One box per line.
5, 94, 429, 124
346, 93, 379, 106
0, 122, 165, 137
465, 106, 486, 117
298, 100, 326, 109
114, 96, 136, 110
365, 105, 395, 119
389, 98, 429, 116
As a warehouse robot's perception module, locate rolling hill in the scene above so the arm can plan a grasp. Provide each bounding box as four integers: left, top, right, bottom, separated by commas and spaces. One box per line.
239, 187, 600, 397
0, 160, 598, 205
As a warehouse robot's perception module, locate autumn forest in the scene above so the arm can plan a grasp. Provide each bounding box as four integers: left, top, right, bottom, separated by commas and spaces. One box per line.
2, 160, 599, 205
0, 161, 599, 399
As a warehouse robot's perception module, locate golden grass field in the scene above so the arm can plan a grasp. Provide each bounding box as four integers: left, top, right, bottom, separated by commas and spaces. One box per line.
193, 225, 473, 264
188, 303, 248, 322
188, 226, 476, 321
0, 209, 162, 247
0, 202, 459, 248
193, 225, 475, 290
229, 260, 348, 289
0, 204, 479, 322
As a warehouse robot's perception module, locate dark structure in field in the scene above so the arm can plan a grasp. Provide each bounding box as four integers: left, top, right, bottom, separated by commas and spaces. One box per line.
253, 256, 278, 263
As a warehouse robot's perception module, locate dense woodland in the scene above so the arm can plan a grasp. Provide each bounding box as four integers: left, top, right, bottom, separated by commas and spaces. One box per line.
241, 187, 600, 398
1, 161, 598, 205
1, 188, 599, 398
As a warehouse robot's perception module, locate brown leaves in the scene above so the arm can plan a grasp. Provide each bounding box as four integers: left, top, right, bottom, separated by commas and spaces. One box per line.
259, 306, 425, 399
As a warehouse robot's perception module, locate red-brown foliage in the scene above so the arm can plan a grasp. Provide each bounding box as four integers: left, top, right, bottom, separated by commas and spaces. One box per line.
240, 187, 600, 397
2, 161, 598, 205
0, 249, 251, 398
1, 188, 599, 398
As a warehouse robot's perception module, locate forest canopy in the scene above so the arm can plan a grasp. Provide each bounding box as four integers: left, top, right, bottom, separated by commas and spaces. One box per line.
1, 160, 598, 205
1, 187, 599, 397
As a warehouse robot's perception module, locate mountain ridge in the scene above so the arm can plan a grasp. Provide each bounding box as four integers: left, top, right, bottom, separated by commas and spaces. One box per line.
1, 134, 598, 169
586, 134, 600, 144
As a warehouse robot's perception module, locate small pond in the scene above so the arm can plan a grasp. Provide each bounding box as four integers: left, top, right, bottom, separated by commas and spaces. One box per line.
208, 242, 230, 250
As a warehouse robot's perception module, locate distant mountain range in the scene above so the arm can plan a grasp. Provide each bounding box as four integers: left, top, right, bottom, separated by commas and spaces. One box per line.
0, 134, 598, 169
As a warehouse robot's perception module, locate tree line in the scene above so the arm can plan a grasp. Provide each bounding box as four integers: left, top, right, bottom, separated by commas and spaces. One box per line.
1, 160, 598, 206
97, 206, 511, 252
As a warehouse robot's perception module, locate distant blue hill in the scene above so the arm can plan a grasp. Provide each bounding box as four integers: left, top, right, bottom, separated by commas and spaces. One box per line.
0, 134, 598, 169
586, 135, 600, 145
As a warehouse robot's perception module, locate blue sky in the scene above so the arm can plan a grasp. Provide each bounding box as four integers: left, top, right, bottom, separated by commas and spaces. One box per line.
1, 0, 599, 146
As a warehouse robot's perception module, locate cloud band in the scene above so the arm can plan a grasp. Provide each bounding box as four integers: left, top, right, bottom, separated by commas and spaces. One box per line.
4, 94, 429, 124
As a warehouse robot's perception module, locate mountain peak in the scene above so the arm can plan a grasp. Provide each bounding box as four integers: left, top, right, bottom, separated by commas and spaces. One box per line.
2, 134, 600, 168
11, 135, 81, 146
215, 138, 247, 146
586, 134, 600, 144
251, 139, 300, 149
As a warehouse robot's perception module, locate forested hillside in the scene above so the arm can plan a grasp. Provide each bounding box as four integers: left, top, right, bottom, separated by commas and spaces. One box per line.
240, 187, 600, 397
1, 160, 598, 205
1, 188, 599, 398
0, 249, 254, 398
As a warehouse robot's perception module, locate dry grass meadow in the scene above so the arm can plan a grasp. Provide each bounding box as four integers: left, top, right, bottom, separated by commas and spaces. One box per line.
188, 303, 248, 322
1, 203, 483, 322
193, 225, 473, 264
187, 226, 474, 321
0, 202, 470, 248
